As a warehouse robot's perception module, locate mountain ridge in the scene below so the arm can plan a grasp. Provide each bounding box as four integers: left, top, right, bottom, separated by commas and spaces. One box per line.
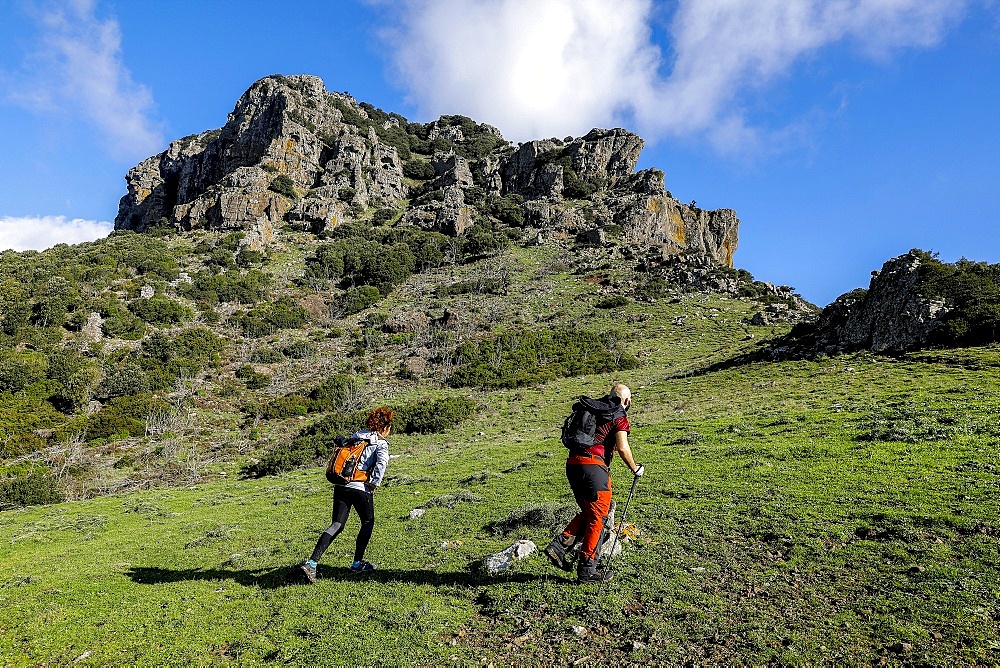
115, 74, 739, 267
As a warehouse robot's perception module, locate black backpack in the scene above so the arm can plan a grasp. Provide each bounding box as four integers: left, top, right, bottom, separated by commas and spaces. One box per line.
561, 395, 624, 453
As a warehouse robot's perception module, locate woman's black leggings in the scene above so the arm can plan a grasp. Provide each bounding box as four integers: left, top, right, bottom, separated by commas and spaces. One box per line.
310, 485, 375, 563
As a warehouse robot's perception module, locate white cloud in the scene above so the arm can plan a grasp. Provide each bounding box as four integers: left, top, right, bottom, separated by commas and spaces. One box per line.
7, 0, 163, 159
379, 0, 968, 150
0, 216, 112, 252
380, 0, 661, 140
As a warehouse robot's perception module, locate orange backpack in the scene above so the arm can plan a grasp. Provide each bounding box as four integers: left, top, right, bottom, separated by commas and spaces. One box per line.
325, 436, 370, 485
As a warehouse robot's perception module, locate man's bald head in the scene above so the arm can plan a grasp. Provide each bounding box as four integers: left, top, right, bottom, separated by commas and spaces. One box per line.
611, 383, 631, 409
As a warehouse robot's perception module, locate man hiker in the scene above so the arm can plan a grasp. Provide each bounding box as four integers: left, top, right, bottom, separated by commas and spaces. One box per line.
301, 406, 393, 582
545, 383, 644, 583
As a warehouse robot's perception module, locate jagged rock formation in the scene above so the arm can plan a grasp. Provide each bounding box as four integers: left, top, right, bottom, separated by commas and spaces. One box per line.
116, 74, 739, 267
778, 250, 951, 354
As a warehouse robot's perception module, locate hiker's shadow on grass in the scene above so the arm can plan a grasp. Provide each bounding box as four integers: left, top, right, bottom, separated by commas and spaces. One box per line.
125, 565, 549, 589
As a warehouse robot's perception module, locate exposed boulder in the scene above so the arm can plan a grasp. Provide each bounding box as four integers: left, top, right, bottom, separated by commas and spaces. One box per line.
480, 539, 536, 575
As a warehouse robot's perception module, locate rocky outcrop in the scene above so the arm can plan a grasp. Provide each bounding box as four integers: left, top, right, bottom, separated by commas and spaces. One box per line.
116, 74, 740, 266
779, 251, 951, 354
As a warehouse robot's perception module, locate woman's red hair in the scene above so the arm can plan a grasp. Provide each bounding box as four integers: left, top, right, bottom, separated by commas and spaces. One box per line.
366, 406, 395, 434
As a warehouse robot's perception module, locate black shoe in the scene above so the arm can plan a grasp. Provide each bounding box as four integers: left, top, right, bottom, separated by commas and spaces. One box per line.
350, 560, 377, 573
577, 558, 613, 584
300, 560, 317, 583
544, 535, 575, 572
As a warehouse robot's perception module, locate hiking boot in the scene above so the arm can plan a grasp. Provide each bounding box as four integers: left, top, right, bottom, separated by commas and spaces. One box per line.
577, 557, 613, 584
544, 534, 576, 572
300, 560, 317, 584
350, 560, 378, 573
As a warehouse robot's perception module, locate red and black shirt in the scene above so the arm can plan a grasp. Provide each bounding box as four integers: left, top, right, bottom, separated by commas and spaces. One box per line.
570, 413, 630, 466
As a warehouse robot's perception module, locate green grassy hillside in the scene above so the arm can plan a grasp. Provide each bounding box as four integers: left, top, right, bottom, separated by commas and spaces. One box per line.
2, 249, 999, 664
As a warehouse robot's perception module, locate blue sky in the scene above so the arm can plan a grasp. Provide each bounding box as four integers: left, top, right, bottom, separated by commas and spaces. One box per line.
1, 0, 998, 306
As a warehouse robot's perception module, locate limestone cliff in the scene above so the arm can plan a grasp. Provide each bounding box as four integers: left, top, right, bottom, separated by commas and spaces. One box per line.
116, 74, 739, 267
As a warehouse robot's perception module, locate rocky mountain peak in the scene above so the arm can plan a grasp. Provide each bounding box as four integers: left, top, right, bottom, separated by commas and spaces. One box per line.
116, 74, 739, 267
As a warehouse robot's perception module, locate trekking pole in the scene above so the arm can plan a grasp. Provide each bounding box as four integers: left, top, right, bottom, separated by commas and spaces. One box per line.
595, 468, 641, 602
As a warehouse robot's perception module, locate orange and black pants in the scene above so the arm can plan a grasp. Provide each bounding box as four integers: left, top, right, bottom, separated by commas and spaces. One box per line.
559, 455, 612, 561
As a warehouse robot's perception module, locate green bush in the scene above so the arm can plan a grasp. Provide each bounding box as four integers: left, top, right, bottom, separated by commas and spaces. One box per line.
281, 340, 317, 359
372, 208, 398, 226
595, 295, 630, 309
449, 329, 639, 388
341, 286, 381, 315
268, 175, 298, 199
403, 159, 436, 180
138, 328, 224, 389
915, 251, 1000, 346
180, 270, 270, 305
244, 372, 271, 390
129, 296, 192, 325
486, 194, 526, 227
101, 311, 147, 339
231, 297, 310, 337
461, 224, 510, 259
0, 351, 47, 393
394, 397, 480, 434
86, 394, 166, 441
0, 468, 64, 508
95, 361, 149, 400
251, 348, 284, 363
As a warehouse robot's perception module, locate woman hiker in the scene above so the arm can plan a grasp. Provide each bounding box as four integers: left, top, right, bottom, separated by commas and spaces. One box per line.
301, 406, 393, 582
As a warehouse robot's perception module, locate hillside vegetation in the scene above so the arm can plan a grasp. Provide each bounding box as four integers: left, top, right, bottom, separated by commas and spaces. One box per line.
1, 222, 999, 664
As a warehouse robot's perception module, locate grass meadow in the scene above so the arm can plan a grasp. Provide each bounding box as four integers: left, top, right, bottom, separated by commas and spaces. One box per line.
2, 271, 1000, 665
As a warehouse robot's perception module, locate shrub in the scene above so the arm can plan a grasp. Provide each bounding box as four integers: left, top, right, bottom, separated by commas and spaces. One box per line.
449, 329, 639, 388
138, 328, 223, 389
403, 159, 436, 180
915, 251, 1000, 346
129, 296, 192, 325
235, 249, 266, 268
635, 278, 671, 300
461, 225, 510, 259
372, 208, 398, 226
393, 397, 480, 434
268, 175, 298, 199
0, 351, 47, 393
0, 468, 64, 508
101, 312, 147, 339
244, 372, 271, 390
281, 340, 317, 359
595, 295, 629, 309
95, 361, 150, 400
231, 297, 309, 337
251, 348, 284, 363
341, 286, 381, 315
487, 194, 526, 227
86, 394, 167, 441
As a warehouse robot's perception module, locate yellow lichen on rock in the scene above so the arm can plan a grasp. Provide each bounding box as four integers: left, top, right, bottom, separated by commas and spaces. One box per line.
668, 209, 686, 246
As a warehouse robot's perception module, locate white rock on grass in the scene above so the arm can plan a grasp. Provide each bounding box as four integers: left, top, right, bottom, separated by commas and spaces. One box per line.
407, 509, 425, 520
482, 539, 536, 575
